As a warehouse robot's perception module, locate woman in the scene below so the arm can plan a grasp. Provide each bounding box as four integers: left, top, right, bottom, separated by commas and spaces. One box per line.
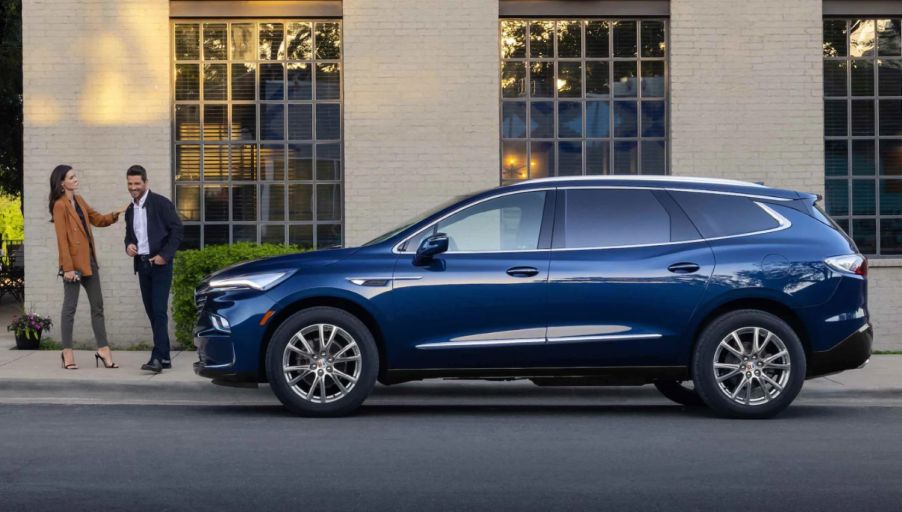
49, 165, 127, 369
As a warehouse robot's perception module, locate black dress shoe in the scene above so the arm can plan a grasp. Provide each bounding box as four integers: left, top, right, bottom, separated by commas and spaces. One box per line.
141, 359, 163, 373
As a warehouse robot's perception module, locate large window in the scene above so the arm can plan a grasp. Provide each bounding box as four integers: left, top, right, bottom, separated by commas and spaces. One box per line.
500, 19, 668, 185
824, 18, 902, 255
172, 20, 342, 249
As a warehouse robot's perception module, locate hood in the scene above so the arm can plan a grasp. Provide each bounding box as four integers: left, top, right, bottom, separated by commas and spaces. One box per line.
204, 247, 360, 282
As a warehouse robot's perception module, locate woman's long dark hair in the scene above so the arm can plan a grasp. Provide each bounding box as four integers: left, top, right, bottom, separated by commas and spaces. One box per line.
49, 164, 72, 221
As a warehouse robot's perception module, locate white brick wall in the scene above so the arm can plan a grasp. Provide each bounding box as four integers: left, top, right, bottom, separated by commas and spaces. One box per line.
23, 0, 171, 346
342, 0, 500, 245
867, 265, 902, 351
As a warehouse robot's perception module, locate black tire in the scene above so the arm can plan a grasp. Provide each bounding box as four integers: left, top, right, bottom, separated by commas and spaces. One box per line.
692, 309, 806, 419
266, 307, 379, 417
654, 380, 706, 407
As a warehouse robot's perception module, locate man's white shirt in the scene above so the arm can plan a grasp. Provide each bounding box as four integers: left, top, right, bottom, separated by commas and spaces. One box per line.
134, 190, 150, 255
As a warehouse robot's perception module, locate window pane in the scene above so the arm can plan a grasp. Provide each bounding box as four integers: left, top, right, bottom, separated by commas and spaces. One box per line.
586, 140, 610, 175
502, 62, 526, 98
642, 140, 666, 174
176, 185, 200, 221
586, 21, 610, 58
287, 63, 312, 100
175, 64, 199, 100
204, 225, 229, 247
530, 102, 553, 138
231, 144, 257, 180
613, 102, 638, 138
231, 104, 256, 140
175, 24, 200, 61
558, 102, 582, 138
852, 140, 876, 175
586, 61, 609, 97
531, 142, 554, 179
613, 141, 638, 174
879, 59, 902, 96
825, 140, 848, 176
175, 145, 200, 181
287, 22, 313, 60
557, 21, 581, 58
259, 23, 285, 60
288, 184, 313, 220
825, 100, 847, 136
203, 23, 227, 61
880, 179, 902, 215
288, 104, 312, 140
317, 224, 342, 249
530, 62, 553, 98
558, 141, 582, 176
613, 62, 637, 97
880, 140, 902, 175
261, 184, 285, 221
289, 224, 314, 249
641, 21, 665, 58
641, 61, 665, 98
261, 104, 284, 140
826, 179, 849, 216
852, 180, 876, 215
586, 101, 610, 138
204, 185, 229, 221
502, 102, 526, 138
288, 144, 313, 180
501, 141, 527, 182
232, 184, 257, 221
824, 61, 847, 97
316, 104, 341, 140
231, 63, 256, 100
501, 21, 527, 59
233, 225, 257, 243
203, 105, 227, 141
880, 99, 902, 136
613, 21, 637, 57
851, 60, 874, 96
824, 20, 848, 57
260, 63, 284, 100
557, 62, 581, 98
317, 184, 341, 220
877, 19, 901, 56
203, 64, 227, 100
851, 100, 875, 136
881, 219, 902, 255
203, 145, 227, 181
231, 23, 255, 61
260, 144, 285, 180
181, 225, 200, 250
563, 189, 670, 248
437, 191, 546, 251
261, 224, 285, 244
530, 21, 554, 58
852, 219, 876, 253
314, 23, 341, 60
175, 105, 200, 141
316, 63, 341, 100
642, 101, 665, 137
670, 191, 779, 238
850, 19, 875, 57
316, 143, 341, 181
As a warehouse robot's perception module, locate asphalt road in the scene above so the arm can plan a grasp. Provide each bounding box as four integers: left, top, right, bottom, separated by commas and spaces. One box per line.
2, 403, 901, 512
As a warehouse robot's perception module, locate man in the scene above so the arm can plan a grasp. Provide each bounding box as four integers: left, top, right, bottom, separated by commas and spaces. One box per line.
124, 165, 184, 373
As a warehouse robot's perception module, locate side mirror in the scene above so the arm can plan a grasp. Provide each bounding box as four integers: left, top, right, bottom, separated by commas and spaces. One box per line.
413, 233, 449, 266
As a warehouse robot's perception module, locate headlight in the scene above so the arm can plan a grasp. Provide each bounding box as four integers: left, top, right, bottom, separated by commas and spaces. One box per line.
208, 271, 293, 291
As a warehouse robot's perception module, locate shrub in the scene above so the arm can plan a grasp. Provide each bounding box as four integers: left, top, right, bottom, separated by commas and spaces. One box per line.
172, 243, 303, 349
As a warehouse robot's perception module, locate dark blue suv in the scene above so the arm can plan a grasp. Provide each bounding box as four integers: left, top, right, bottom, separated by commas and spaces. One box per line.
193, 177, 871, 418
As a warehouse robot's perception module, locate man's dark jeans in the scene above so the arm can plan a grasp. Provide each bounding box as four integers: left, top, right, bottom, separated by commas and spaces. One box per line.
137, 259, 173, 363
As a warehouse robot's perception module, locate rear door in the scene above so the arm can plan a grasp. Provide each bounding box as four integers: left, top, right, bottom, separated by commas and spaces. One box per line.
545, 187, 715, 367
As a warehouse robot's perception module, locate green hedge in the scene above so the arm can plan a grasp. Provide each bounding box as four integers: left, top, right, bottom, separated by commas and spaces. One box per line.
172, 243, 303, 349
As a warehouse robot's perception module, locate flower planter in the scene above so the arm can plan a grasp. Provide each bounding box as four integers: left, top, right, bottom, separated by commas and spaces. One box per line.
15, 329, 41, 350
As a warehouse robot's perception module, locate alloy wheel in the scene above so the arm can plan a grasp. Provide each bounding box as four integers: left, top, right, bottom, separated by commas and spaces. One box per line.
713, 326, 791, 406
281, 323, 362, 404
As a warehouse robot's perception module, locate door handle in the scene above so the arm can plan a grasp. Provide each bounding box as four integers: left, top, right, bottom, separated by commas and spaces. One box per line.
506, 266, 539, 278
668, 262, 700, 274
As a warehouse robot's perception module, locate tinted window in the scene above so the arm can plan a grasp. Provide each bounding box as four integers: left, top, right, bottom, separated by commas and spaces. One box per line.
670, 191, 779, 238
561, 189, 672, 248
408, 191, 546, 252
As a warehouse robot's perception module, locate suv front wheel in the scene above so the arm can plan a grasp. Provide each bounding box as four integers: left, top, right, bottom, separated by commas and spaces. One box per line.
692, 310, 806, 419
266, 307, 379, 417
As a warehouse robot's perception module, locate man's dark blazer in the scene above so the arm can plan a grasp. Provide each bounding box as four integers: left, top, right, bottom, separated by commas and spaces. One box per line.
124, 190, 184, 273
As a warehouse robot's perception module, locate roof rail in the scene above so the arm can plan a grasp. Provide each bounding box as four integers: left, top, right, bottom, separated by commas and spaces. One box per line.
509, 176, 766, 188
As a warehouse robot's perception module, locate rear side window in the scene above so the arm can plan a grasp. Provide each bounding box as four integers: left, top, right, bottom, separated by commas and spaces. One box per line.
559, 189, 675, 248
669, 191, 779, 238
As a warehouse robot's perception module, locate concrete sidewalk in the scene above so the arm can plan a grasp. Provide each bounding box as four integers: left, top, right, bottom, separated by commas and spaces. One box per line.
1, 330, 900, 407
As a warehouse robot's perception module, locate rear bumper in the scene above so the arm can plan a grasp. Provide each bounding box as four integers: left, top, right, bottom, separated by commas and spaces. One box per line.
807, 324, 872, 379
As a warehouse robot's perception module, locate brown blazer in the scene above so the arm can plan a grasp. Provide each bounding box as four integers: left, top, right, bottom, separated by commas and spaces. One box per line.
52, 195, 119, 277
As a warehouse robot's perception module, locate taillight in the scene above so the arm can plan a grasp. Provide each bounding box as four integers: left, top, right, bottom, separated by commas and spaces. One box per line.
825, 254, 868, 277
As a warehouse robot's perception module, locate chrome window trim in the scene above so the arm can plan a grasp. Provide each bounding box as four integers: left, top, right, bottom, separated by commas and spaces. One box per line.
416, 338, 546, 350
393, 186, 794, 255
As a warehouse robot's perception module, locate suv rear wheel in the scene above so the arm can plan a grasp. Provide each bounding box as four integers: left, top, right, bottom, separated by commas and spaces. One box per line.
266, 307, 378, 417
692, 310, 806, 419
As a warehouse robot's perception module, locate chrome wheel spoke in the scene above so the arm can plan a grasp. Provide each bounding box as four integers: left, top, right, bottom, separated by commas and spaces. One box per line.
322, 326, 339, 353
333, 342, 356, 358
730, 376, 748, 400
755, 377, 770, 402
287, 370, 313, 386
760, 372, 783, 392
295, 332, 316, 355
719, 339, 745, 359
716, 368, 742, 382
332, 368, 357, 384
333, 355, 360, 364
286, 343, 312, 357
763, 350, 788, 365
282, 322, 363, 404
319, 376, 327, 403
317, 324, 326, 352
756, 332, 773, 356
305, 375, 320, 401
329, 373, 349, 395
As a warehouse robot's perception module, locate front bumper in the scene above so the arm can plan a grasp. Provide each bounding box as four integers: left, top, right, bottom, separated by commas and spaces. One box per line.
807, 324, 873, 378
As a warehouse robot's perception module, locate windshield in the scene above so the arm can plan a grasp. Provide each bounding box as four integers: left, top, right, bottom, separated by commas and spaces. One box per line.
362, 192, 482, 246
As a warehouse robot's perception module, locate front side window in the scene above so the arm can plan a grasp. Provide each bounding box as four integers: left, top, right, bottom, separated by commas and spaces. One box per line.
172, 20, 342, 249
500, 19, 668, 184
559, 189, 672, 248
824, 18, 902, 255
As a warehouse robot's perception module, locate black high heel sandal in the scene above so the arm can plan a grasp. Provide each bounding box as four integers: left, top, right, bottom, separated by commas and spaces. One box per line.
95, 352, 119, 369
60, 352, 78, 370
